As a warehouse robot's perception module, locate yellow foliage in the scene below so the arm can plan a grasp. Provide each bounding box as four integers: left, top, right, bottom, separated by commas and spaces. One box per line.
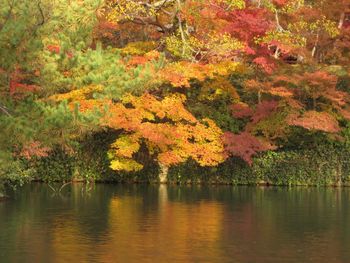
288, 17, 340, 39
121, 93, 197, 123
109, 158, 144, 171
199, 77, 240, 102
165, 31, 243, 60
216, 0, 245, 10
280, 0, 304, 13
49, 85, 103, 102
159, 61, 243, 87
106, 0, 157, 22
110, 134, 141, 158
256, 30, 306, 52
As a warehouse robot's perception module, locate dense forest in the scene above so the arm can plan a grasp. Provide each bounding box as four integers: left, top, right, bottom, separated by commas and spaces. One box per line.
1, 0, 350, 192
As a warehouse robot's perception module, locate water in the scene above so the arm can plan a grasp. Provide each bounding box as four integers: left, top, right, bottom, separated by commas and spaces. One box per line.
1, 184, 350, 263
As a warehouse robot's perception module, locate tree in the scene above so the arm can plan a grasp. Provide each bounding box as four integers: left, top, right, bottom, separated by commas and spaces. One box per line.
0, 0, 103, 185
55, 90, 226, 182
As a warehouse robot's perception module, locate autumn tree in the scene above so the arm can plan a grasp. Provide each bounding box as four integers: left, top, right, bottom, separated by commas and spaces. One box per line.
0, 0, 103, 184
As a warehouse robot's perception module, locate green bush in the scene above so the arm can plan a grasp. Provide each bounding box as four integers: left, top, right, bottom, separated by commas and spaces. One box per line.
20, 130, 350, 186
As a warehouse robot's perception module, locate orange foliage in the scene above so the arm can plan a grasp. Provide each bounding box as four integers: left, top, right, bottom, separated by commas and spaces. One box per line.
47, 44, 61, 54
68, 92, 226, 170
19, 141, 51, 160
268, 87, 294, 97
106, 94, 225, 169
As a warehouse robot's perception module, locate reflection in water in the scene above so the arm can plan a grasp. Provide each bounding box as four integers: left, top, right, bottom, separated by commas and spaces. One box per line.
1, 184, 350, 262
106, 189, 223, 262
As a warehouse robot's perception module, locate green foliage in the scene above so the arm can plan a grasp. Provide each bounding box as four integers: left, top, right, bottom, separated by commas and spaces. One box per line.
167, 142, 350, 186
0, 160, 33, 188
12, 129, 350, 186
0, 0, 105, 186
0, 0, 101, 73
337, 75, 350, 94
253, 144, 350, 186
28, 131, 160, 183
185, 83, 243, 133
41, 44, 156, 98
251, 110, 290, 142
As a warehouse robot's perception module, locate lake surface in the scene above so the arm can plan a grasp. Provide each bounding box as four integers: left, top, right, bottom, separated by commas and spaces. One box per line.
1, 184, 350, 263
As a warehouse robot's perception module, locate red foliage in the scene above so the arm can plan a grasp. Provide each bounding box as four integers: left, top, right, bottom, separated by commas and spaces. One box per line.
253, 56, 275, 74
9, 69, 38, 98
218, 7, 274, 69
230, 103, 254, 118
244, 45, 256, 55
9, 81, 38, 97
298, 71, 337, 88
324, 90, 348, 107
47, 44, 74, 59
251, 100, 279, 124
287, 111, 340, 133
220, 8, 272, 43
272, 0, 289, 8
98, 21, 119, 31
47, 44, 61, 54
223, 132, 272, 165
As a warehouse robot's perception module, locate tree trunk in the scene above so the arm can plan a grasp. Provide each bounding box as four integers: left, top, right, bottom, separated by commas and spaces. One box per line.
338, 12, 345, 29
258, 90, 261, 104
311, 32, 319, 58
0, 183, 6, 200
158, 163, 168, 184
274, 46, 280, 59
336, 161, 342, 187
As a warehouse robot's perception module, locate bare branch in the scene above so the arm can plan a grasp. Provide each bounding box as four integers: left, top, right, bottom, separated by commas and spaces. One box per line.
0, 104, 11, 116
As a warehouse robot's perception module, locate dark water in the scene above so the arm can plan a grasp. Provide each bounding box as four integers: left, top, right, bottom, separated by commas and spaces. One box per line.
1, 184, 350, 263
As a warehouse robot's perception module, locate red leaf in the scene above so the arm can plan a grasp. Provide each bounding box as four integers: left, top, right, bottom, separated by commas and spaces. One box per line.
223, 132, 273, 165
288, 111, 340, 133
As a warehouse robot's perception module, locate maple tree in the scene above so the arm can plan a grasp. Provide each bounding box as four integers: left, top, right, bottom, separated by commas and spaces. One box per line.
53, 90, 226, 181
287, 111, 340, 133
223, 131, 273, 165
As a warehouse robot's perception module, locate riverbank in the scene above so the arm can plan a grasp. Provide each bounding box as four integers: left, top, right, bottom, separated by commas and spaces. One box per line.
2, 132, 350, 188
18, 149, 350, 187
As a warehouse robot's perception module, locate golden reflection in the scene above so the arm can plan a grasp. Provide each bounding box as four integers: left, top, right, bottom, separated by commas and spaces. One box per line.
48, 186, 225, 262
51, 216, 90, 262
102, 186, 225, 262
